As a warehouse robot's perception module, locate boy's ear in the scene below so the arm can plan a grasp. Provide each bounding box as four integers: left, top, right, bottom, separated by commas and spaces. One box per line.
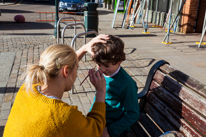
118, 61, 123, 65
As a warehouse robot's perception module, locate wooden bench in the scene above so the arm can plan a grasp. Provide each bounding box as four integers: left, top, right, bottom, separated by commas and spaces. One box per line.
130, 60, 206, 137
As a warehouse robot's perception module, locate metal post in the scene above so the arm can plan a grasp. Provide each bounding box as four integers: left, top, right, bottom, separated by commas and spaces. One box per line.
111, 0, 120, 28
61, 23, 86, 44
153, 0, 159, 27
137, 0, 145, 24
57, 17, 76, 44
163, 8, 171, 29
140, 0, 146, 27
162, 0, 174, 44
173, 0, 182, 33
130, 1, 142, 28
122, 0, 131, 28
168, 0, 186, 32
54, 0, 59, 38
197, 10, 206, 48
143, 0, 150, 33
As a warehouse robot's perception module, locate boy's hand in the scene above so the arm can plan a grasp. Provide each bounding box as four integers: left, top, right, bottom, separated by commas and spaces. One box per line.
84, 34, 109, 56
101, 127, 110, 137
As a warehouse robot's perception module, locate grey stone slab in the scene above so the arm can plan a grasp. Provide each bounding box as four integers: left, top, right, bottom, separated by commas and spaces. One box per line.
0, 110, 10, 120
1, 102, 12, 111
0, 52, 15, 64
79, 96, 91, 104
62, 98, 71, 105
72, 101, 83, 109
0, 52, 15, 83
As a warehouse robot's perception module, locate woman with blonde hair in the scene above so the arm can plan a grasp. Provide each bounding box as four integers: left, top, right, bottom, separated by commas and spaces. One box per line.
3, 34, 109, 137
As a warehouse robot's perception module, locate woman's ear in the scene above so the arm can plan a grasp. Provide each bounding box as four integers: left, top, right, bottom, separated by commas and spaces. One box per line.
63, 66, 69, 78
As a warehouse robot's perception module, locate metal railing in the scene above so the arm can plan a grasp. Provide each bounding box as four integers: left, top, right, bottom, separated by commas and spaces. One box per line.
36, 12, 83, 22
70, 31, 98, 94
71, 31, 98, 49
57, 17, 76, 44
61, 23, 86, 44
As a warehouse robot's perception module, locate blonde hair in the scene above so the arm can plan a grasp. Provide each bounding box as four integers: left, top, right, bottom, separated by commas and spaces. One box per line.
22, 44, 78, 93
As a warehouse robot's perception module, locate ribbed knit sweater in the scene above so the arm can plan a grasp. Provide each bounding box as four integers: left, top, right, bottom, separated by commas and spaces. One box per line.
3, 84, 106, 137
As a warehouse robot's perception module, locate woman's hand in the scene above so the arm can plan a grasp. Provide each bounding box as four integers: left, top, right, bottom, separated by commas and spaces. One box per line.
76, 34, 109, 61
89, 69, 106, 92
101, 127, 110, 137
84, 34, 109, 56
89, 69, 106, 102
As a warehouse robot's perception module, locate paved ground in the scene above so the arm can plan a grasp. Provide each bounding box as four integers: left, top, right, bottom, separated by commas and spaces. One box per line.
0, 1, 206, 136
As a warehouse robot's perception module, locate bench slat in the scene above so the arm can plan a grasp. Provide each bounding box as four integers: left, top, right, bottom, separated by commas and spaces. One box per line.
146, 91, 204, 137
134, 111, 163, 137
153, 70, 206, 118
160, 64, 206, 98
150, 80, 206, 135
130, 126, 144, 137
143, 101, 177, 133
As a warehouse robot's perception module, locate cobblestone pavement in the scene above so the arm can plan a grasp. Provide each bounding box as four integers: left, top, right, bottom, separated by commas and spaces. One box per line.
0, 2, 206, 136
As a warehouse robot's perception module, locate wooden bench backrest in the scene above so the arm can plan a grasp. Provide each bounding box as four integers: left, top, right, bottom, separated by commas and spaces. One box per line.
131, 62, 206, 137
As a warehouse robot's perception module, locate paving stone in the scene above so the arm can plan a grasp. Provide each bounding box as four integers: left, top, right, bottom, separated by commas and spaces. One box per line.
70, 94, 80, 102
1, 102, 12, 111
82, 103, 92, 114
0, 52, 15, 83
87, 92, 95, 102
75, 86, 84, 91
79, 96, 91, 104
62, 98, 71, 105
84, 88, 94, 92
82, 83, 90, 88
3, 93, 13, 102
0, 110, 10, 120
72, 101, 83, 109
78, 108, 86, 116
78, 93, 87, 97
7, 83, 16, 88
0, 94, 4, 103
62, 92, 69, 98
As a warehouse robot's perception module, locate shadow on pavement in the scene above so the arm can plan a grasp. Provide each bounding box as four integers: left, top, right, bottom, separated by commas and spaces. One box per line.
1, 9, 34, 13
116, 34, 157, 37
2, 33, 53, 35
0, 126, 4, 136
98, 9, 114, 15
21, 1, 55, 5
0, 22, 54, 30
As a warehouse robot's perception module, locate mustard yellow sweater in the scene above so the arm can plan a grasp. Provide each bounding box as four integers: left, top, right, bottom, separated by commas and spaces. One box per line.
3, 84, 106, 137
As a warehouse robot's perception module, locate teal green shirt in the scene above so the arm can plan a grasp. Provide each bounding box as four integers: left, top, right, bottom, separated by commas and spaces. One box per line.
90, 67, 139, 137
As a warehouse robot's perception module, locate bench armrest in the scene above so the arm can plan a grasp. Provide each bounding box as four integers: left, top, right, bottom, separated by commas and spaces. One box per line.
138, 60, 169, 99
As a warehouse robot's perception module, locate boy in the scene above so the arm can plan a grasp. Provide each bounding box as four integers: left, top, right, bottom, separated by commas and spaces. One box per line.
90, 35, 139, 137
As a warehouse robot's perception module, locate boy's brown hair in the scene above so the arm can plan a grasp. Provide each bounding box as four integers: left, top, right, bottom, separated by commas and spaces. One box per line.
92, 35, 125, 65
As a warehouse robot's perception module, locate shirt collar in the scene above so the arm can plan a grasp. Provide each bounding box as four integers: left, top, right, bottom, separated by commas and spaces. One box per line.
104, 66, 121, 78
37, 86, 59, 100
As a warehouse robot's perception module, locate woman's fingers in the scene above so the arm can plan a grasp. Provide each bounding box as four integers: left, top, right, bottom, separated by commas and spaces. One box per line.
85, 34, 109, 56
89, 69, 94, 82
89, 68, 105, 91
